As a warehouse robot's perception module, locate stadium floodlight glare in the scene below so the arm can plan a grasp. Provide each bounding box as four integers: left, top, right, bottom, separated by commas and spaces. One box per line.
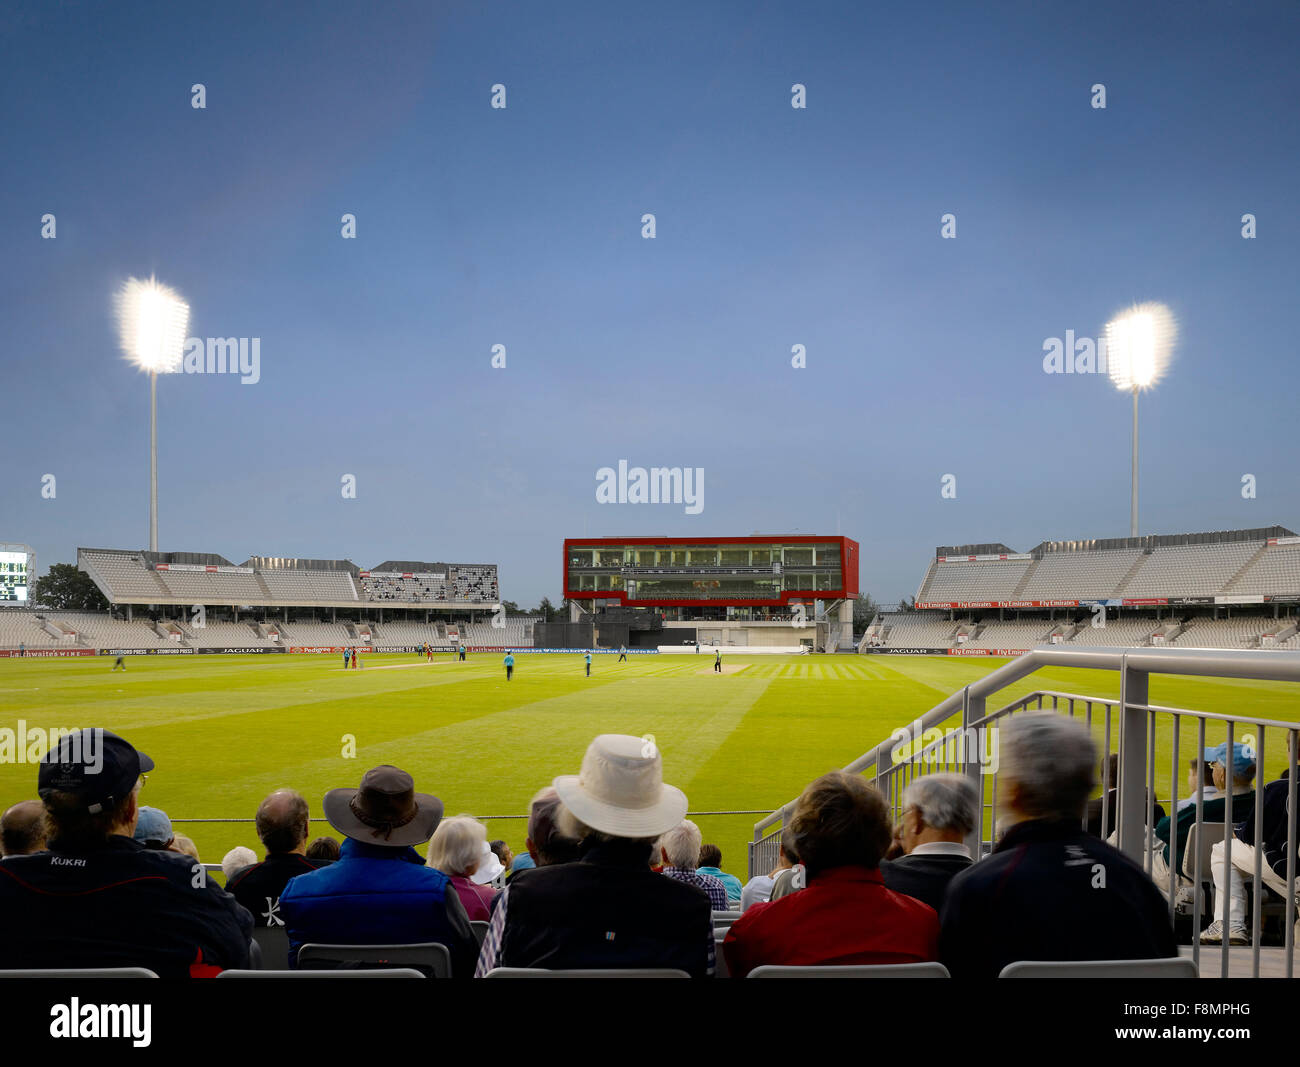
1103, 302, 1177, 538
116, 276, 191, 552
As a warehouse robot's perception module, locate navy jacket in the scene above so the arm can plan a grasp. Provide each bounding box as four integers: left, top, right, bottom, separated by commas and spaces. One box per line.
278, 837, 477, 976
881, 852, 972, 913
0, 835, 252, 977
226, 852, 324, 926
1235, 778, 1297, 876
939, 818, 1176, 979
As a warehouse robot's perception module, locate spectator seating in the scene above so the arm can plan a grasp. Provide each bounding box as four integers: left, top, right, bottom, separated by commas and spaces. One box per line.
0, 967, 160, 978
1124, 542, 1261, 599
747, 962, 952, 978
297, 942, 452, 978
483, 968, 691, 978
1231, 543, 1300, 596
998, 958, 1198, 978
1019, 548, 1145, 601
916, 559, 1032, 603
217, 968, 425, 978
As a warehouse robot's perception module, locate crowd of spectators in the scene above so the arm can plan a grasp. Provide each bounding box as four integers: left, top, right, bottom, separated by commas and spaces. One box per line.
0, 713, 1295, 978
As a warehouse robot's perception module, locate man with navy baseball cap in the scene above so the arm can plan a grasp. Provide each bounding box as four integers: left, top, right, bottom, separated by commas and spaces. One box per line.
0, 728, 252, 977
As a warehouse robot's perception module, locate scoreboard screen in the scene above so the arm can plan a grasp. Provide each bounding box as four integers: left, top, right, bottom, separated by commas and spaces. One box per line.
0, 550, 29, 603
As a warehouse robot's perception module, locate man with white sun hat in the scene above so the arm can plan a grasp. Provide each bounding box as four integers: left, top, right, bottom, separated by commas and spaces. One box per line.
475, 734, 715, 976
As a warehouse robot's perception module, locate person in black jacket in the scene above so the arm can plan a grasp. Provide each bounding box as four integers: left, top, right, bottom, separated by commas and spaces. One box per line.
226, 789, 325, 928
1202, 767, 1299, 945
0, 729, 252, 977
475, 734, 713, 976
940, 712, 1177, 979
1085, 753, 1167, 839
881, 773, 977, 913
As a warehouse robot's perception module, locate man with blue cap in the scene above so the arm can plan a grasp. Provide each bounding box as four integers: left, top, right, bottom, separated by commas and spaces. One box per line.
1150, 741, 1256, 905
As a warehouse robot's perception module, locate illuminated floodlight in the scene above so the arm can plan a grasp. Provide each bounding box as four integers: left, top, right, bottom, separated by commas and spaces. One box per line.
116, 276, 190, 373
1104, 302, 1176, 392
115, 275, 191, 551
1102, 301, 1177, 537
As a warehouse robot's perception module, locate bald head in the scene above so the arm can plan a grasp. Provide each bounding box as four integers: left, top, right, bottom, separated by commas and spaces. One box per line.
255, 789, 309, 856
2, 800, 47, 857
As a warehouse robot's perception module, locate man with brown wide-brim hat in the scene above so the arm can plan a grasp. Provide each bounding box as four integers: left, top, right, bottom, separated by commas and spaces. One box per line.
279, 765, 477, 976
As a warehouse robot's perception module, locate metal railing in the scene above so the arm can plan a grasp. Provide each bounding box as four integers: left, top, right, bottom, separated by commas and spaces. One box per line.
749, 645, 1300, 978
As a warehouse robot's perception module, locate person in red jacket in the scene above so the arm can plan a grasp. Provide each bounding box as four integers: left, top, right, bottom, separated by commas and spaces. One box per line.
723, 771, 939, 977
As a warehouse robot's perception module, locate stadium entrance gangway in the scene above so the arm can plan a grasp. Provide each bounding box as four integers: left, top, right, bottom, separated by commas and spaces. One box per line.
749, 645, 1300, 978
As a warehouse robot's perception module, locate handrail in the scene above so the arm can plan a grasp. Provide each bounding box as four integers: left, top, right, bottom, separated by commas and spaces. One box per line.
752, 645, 1300, 840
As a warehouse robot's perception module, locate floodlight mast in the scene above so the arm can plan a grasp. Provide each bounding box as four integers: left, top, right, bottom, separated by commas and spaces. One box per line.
1104, 302, 1176, 541
1130, 385, 1139, 538
116, 277, 190, 552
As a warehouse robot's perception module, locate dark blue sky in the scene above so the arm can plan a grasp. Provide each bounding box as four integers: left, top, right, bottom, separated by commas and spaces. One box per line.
2, 0, 1297, 605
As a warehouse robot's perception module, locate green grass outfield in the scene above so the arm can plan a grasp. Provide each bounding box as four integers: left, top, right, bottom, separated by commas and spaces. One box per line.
2, 651, 1298, 882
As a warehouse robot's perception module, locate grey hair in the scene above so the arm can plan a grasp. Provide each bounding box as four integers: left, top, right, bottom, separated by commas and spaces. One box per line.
427, 815, 488, 877
221, 845, 258, 881
901, 774, 979, 835
658, 819, 703, 869
999, 712, 1097, 821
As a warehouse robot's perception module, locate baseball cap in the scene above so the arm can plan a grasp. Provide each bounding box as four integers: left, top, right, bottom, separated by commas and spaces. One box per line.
37, 729, 154, 815
1205, 742, 1255, 778
133, 805, 173, 847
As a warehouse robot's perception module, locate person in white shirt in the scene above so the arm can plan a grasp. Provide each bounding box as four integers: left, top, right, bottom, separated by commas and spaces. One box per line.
740, 829, 796, 912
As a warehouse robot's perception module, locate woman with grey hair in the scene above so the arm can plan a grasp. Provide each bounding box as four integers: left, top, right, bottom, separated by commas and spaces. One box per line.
427, 815, 499, 921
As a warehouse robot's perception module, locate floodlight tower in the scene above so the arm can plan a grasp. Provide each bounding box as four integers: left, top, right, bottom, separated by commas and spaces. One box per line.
116, 277, 191, 551
1103, 303, 1177, 538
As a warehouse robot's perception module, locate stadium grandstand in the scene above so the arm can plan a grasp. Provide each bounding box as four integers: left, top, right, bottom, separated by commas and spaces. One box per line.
0, 549, 534, 654
862, 527, 1300, 655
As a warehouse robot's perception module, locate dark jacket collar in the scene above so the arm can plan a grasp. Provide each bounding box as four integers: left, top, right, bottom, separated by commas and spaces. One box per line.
994, 818, 1084, 852
47, 833, 145, 856
578, 836, 656, 869
339, 837, 425, 864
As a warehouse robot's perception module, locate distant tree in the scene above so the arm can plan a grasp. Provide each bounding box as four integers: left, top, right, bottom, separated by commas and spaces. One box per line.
852, 593, 879, 630
500, 599, 521, 614
538, 596, 556, 622
31, 564, 109, 611
897, 596, 916, 613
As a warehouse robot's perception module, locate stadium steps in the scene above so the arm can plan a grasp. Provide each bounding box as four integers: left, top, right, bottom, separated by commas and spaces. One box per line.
1112, 550, 1153, 597
1153, 619, 1185, 645
1220, 542, 1272, 593
1009, 558, 1041, 598
913, 560, 938, 603
252, 571, 276, 601
37, 616, 71, 641
1264, 620, 1299, 646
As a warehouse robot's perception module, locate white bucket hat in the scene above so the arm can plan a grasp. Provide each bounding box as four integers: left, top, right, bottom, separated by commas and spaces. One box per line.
470, 839, 504, 885
553, 734, 688, 838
